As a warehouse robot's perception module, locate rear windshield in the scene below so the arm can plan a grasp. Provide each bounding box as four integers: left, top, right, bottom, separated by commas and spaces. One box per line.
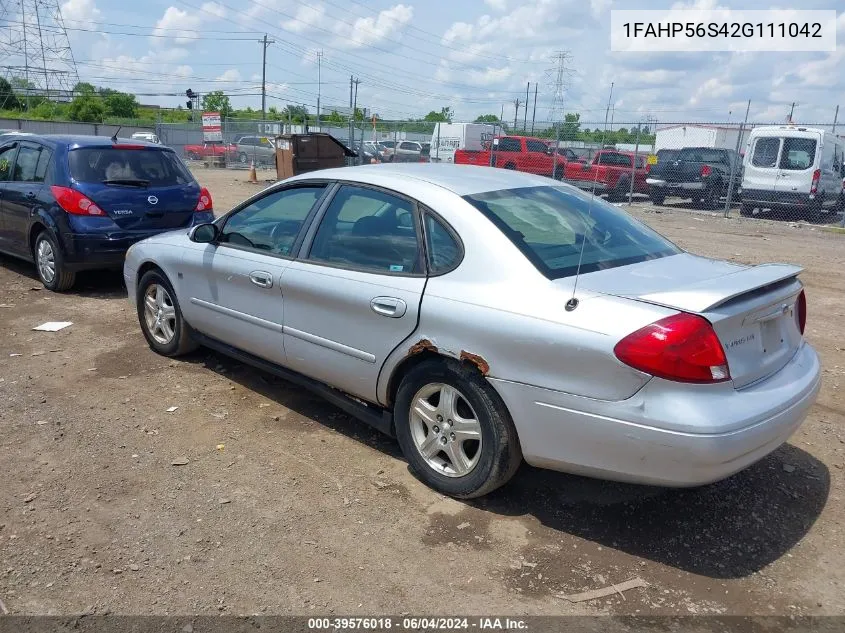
656, 150, 679, 161
69, 147, 193, 186
464, 186, 680, 280
751, 137, 780, 168
677, 148, 727, 163
780, 137, 816, 170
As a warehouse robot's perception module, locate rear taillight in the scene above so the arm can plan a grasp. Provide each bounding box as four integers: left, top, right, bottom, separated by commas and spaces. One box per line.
50, 185, 106, 216
796, 289, 806, 335
614, 313, 730, 384
700, 165, 712, 177
646, 164, 651, 173
195, 187, 213, 212
810, 169, 821, 194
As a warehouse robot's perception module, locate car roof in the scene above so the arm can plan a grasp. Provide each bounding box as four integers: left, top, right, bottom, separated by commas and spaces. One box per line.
0, 134, 165, 149
287, 163, 558, 196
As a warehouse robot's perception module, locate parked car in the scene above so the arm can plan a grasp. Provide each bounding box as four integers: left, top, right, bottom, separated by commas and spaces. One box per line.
235, 135, 276, 167
183, 141, 237, 161
124, 164, 819, 499
131, 132, 162, 145
740, 125, 845, 219
376, 140, 396, 161
646, 147, 742, 208
351, 141, 376, 163
429, 123, 496, 163
0, 134, 214, 291
383, 141, 426, 163
562, 149, 649, 200
454, 135, 563, 179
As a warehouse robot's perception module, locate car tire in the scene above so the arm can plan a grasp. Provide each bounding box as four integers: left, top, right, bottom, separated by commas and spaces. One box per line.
33, 230, 76, 292
394, 359, 521, 499
739, 203, 754, 217
553, 165, 564, 180
807, 196, 823, 222
650, 192, 665, 206
239, 152, 248, 165
503, 163, 516, 170
700, 183, 721, 209
608, 179, 629, 203
136, 270, 198, 357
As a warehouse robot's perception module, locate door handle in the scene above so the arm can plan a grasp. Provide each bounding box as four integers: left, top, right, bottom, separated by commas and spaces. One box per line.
370, 296, 407, 318
249, 271, 273, 289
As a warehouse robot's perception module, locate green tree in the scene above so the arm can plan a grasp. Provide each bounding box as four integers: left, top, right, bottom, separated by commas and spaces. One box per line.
282, 105, 309, 124
68, 94, 105, 122
201, 90, 232, 118
0, 77, 21, 110
103, 91, 138, 118
424, 107, 453, 123
325, 110, 345, 125
561, 113, 581, 141
73, 82, 96, 95
474, 114, 500, 123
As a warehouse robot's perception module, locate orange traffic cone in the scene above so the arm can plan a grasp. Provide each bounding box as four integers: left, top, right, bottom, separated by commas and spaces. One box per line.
248, 160, 258, 183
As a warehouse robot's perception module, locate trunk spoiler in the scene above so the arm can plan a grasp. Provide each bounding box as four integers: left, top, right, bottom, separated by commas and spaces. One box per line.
628, 264, 803, 313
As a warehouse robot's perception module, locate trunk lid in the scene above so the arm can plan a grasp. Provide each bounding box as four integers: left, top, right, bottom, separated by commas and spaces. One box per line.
579, 253, 805, 388
68, 146, 200, 231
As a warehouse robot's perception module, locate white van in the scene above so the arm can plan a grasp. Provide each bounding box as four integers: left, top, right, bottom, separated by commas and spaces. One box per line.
429, 123, 497, 163
740, 125, 845, 219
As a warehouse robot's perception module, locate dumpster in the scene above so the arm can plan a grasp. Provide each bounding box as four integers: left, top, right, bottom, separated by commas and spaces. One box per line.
274, 133, 357, 180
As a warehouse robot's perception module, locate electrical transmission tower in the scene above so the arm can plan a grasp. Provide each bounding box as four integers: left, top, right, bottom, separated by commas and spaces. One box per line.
0, 0, 80, 107
545, 50, 574, 127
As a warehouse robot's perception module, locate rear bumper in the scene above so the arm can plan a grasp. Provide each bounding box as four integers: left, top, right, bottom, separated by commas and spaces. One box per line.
740, 188, 814, 208
490, 342, 821, 487
61, 223, 211, 272
647, 178, 705, 192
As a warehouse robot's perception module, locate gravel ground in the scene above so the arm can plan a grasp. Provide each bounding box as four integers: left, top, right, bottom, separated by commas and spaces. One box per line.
0, 166, 843, 616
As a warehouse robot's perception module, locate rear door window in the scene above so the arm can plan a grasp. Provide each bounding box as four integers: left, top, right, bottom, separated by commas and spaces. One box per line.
751, 137, 781, 168
779, 137, 816, 170
497, 138, 521, 152
12, 145, 41, 182
526, 140, 549, 153
69, 148, 193, 186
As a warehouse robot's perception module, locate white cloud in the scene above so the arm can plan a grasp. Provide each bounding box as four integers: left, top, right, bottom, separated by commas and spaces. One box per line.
60, 0, 101, 23
215, 68, 242, 82
201, 1, 226, 18
333, 4, 414, 49
152, 7, 203, 44
484, 0, 507, 12
281, 4, 326, 33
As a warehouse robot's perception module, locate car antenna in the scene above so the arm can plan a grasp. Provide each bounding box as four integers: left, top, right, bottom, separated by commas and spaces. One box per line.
111, 126, 122, 144
566, 81, 614, 312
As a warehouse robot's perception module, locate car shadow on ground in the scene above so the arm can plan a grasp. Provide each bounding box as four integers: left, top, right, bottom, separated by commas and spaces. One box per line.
0, 254, 126, 300
473, 442, 829, 580
182, 349, 830, 581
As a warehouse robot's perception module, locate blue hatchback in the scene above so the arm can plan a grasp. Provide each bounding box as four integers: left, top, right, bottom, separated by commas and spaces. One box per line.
0, 134, 214, 291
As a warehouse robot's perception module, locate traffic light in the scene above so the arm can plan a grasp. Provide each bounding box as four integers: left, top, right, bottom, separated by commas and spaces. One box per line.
186, 89, 195, 99
186, 100, 193, 109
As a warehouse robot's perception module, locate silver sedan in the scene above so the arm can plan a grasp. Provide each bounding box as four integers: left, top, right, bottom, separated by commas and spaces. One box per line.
123, 164, 821, 498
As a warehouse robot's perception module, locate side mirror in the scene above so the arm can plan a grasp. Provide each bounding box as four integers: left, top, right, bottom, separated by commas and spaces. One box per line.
582, 162, 590, 170
189, 223, 218, 243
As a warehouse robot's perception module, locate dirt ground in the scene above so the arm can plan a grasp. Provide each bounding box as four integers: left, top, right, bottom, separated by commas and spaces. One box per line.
1, 166, 844, 617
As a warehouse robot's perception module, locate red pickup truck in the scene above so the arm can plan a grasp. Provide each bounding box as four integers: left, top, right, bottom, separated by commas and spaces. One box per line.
454, 136, 564, 179
562, 150, 649, 201
183, 142, 237, 161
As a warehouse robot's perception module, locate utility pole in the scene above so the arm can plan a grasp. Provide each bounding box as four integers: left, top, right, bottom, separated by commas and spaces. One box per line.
531, 83, 538, 135
316, 50, 323, 130
352, 78, 360, 163
724, 98, 751, 217
789, 101, 797, 122
523, 82, 529, 133
349, 75, 354, 149
833, 105, 839, 134
513, 99, 520, 130
260, 33, 275, 121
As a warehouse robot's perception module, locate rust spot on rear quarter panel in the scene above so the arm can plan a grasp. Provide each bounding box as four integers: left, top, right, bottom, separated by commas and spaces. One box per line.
408, 338, 437, 355
460, 350, 490, 376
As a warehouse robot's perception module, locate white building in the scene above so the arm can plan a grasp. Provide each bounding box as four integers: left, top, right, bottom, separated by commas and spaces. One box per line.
654, 124, 751, 154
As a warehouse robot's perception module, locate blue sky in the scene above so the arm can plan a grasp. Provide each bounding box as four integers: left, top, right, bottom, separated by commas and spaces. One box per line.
44, 0, 845, 124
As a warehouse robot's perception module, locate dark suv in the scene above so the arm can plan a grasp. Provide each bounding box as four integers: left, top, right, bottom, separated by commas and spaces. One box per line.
0, 134, 214, 291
